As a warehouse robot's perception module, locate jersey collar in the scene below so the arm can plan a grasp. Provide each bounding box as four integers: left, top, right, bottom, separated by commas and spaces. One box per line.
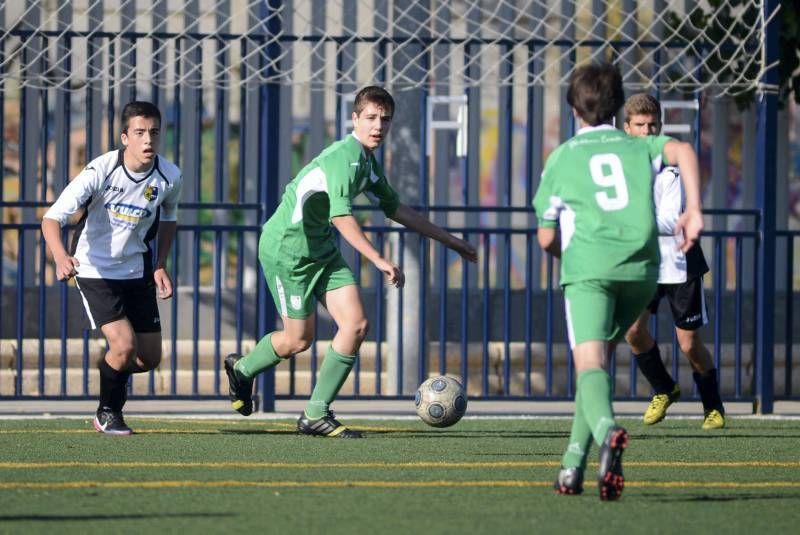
349, 132, 370, 161
576, 123, 617, 136
118, 148, 158, 183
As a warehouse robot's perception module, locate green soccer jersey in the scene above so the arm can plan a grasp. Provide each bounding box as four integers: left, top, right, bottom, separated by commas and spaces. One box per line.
533, 125, 670, 285
264, 133, 400, 263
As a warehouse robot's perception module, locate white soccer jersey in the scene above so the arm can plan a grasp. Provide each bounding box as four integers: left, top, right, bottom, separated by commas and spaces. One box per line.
44, 149, 182, 279
653, 165, 708, 283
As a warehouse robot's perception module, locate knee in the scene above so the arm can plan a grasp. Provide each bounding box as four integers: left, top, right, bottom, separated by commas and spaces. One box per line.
678, 332, 702, 356
623, 325, 637, 346
287, 335, 314, 355
345, 316, 369, 344
625, 326, 649, 353
107, 340, 137, 362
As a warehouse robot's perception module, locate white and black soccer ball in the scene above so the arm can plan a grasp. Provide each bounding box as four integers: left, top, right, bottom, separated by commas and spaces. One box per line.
415, 375, 468, 428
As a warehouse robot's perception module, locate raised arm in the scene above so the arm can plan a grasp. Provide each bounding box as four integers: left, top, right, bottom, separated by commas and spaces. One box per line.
388, 202, 478, 263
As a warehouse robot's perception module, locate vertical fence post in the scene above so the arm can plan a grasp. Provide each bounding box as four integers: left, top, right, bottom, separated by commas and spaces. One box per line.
256, 0, 282, 413
754, 0, 780, 414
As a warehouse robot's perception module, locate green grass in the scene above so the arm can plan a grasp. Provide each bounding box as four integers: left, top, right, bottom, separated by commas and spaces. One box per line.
1, 417, 799, 534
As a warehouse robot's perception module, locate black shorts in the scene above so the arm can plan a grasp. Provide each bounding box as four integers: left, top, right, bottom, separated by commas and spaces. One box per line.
75, 276, 161, 333
646, 276, 708, 331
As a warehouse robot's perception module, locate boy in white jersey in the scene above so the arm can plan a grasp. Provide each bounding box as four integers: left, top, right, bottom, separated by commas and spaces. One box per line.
533, 63, 704, 500
224, 86, 477, 437
622, 93, 725, 429
42, 101, 182, 435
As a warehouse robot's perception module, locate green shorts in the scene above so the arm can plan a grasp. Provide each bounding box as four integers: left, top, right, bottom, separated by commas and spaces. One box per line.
563, 279, 657, 348
259, 234, 356, 319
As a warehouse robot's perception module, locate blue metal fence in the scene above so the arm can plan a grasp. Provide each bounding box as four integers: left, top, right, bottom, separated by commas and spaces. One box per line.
0, 2, 793, 412
0, 200, 796, 408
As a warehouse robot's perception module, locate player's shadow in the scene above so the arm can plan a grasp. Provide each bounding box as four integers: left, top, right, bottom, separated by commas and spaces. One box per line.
378, 430, 567, 439
639, 492, 800, 503
632, 432, 800, 440
217, 428, 299, 435
0, 512, 234, 522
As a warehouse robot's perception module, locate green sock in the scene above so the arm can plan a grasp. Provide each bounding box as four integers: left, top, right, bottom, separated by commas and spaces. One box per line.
305, 346, 356, 419
577, 368, 616, 447
235, 333, 282, 378
561, 389, 594, 471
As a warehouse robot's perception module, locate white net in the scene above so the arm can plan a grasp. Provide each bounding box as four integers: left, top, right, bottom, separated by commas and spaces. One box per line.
0, 0, 779, 96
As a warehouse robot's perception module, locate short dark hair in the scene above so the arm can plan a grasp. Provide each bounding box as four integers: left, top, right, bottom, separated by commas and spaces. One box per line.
623, 93, 662, 124
121, 101, 162, 133
566, 63, 624, 126
353, 86, 394, 117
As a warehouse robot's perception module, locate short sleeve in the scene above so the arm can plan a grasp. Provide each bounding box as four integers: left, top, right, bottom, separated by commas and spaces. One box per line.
43, 166, 101, 226
159, 176, 182, 221
321, 155, 356, 219
644, 135, 672, 170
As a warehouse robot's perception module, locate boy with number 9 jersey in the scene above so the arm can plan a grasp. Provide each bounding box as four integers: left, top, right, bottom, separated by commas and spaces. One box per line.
533, 63, 704, 500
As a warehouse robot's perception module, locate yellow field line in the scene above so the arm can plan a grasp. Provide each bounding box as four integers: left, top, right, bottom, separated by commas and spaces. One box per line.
1, 480, 799, 491
1, 460, 798, 469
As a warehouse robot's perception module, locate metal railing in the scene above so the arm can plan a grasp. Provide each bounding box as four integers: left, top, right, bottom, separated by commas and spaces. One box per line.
2, 203, 796, 412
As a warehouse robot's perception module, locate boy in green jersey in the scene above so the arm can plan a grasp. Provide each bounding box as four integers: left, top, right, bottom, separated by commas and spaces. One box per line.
532, 63, 704, 500
225, 86, 477, 437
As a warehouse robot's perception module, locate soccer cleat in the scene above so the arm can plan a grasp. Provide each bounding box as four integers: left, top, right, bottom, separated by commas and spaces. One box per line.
224, 354, 254, 416
297, 410, 362, 438
553, 466, 584, 495
643, 384, 681, 425
702, 409, 726, 429
597, 426, 628, 501
93, 408, 133, 435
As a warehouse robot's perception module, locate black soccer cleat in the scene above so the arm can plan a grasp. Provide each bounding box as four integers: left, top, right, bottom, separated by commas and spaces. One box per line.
224, 354, 254, 416
297, 410, 363, 438
553, 466, 584, 495
597, 426, 628, 501
93, 408, 133, 435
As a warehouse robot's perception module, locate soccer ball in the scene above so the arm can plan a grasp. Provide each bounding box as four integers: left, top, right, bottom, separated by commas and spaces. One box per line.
415, 375, 468, 428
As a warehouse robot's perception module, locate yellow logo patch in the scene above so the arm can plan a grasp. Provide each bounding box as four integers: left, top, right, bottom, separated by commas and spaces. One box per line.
144, 185, 159, 201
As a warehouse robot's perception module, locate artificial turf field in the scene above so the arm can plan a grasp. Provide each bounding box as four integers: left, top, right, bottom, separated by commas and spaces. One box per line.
0, 416, 798, 534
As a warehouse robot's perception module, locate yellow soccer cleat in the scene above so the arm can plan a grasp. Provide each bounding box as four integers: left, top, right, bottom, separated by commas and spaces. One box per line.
643, 384, 681, 425
702, 409, 726, 429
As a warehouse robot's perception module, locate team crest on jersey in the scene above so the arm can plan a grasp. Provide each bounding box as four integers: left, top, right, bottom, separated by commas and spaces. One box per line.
290, 295, 302, 310
144, 185, 159, 201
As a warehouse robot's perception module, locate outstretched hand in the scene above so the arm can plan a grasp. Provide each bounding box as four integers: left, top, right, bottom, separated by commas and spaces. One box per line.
375, 257, 405, 288
452, 238, 478, 263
